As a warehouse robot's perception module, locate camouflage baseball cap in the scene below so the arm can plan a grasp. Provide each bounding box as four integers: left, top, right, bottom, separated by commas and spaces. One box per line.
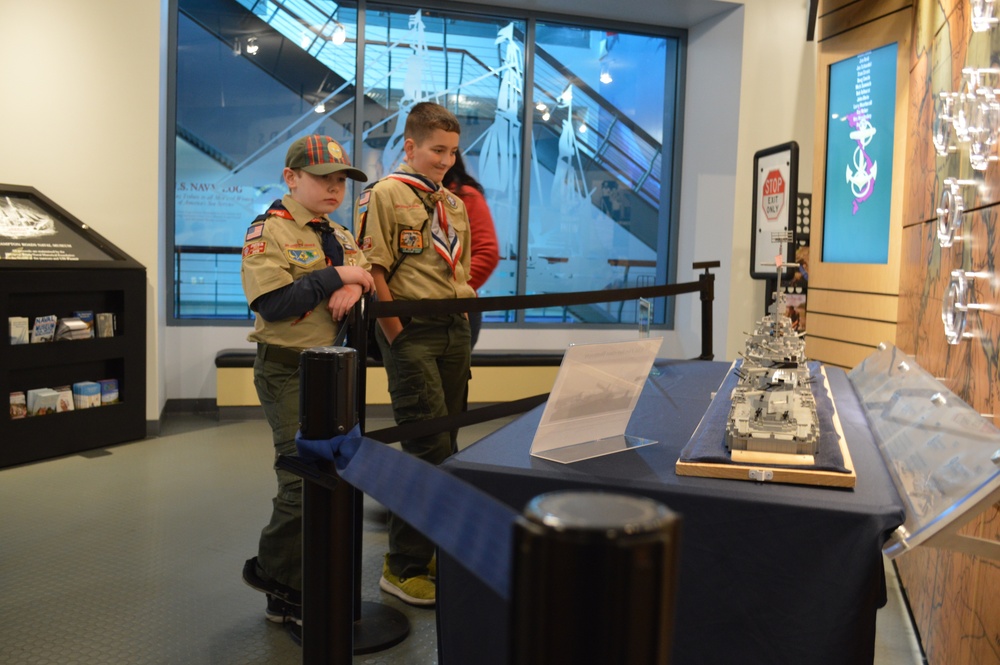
285, 135, 368, 181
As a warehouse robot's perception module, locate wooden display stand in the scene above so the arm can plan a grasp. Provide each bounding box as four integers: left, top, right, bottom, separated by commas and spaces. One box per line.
675, 366, 857, 488
0, 185, 146, 468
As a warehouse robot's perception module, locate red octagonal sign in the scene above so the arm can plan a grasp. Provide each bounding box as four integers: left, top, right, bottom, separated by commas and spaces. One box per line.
761, 169, 785, 221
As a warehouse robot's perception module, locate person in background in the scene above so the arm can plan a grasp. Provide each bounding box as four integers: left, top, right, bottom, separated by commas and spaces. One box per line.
240, 135, 374, 633
443, 151, 499, 348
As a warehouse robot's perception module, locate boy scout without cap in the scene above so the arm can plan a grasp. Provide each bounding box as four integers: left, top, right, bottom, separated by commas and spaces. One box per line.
355, 102, 474, 608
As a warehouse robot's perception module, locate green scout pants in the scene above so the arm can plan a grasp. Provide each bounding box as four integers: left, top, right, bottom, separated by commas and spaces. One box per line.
252, 344, 303, 591
376, 313, 471, 578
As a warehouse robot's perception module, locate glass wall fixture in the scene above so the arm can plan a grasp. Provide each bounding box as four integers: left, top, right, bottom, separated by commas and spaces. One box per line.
170, 0, 684, 326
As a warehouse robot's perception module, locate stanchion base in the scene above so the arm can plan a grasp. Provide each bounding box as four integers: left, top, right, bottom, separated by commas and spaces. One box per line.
353, 600, 410, 654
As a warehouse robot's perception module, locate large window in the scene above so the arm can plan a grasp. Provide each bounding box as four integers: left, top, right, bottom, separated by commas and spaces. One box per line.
170, 0, 684, 326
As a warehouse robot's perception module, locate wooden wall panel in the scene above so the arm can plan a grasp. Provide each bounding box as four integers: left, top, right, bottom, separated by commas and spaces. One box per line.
808, 288, 899, 321
804, 335, 878, 368
817, 0, 914, 42
892, 2, 1000, 664
968, 509, 1000, 664
807, 312, 897, 345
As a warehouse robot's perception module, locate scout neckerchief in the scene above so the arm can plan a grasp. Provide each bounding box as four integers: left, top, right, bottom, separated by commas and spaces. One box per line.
385, 172, 462, 279
258, 200, 344, 267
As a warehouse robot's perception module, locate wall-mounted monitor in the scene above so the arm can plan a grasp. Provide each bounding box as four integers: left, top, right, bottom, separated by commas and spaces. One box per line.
822, 42, 898, 264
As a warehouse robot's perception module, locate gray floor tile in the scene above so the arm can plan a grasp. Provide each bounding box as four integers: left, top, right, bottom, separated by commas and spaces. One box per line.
0, 414, 922, 664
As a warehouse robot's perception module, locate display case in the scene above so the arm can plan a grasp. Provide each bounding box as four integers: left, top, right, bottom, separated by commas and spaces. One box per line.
0, 184, 146, 468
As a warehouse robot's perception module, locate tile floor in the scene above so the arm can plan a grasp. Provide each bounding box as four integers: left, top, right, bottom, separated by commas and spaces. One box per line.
0, 413, 925, 664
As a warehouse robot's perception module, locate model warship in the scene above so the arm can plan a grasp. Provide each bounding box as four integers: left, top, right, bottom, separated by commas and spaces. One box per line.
726, 234, 820, 456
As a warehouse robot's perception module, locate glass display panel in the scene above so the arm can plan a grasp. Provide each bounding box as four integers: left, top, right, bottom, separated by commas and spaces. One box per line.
170, 2, 684, 325
848, 343, 1000, 557
822, 42, 897, 264
526, 24, 676, 324
174, 0, 360, 318
362, 6, 526, 323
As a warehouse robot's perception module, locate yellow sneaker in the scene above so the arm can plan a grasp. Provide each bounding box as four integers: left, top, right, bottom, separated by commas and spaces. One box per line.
380, 557, 436, 607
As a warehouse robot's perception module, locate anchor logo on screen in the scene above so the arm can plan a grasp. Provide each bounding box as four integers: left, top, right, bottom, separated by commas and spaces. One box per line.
844, 111, 878, 215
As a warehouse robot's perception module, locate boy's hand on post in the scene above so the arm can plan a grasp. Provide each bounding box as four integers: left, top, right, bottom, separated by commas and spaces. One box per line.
335, 265, 375, 293
328, 284, 363, 320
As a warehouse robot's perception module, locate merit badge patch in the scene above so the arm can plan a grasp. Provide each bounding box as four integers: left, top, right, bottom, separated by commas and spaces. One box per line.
446, 194, 457, 207
242, 241, 266, 258
286, 248, 323, 266
399, 229, 424, 254
360, 236, 373, 251
245, 223, 264, 241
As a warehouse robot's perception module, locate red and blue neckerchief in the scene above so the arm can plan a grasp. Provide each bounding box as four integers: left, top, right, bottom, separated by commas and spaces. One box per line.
385, 172, 462, 279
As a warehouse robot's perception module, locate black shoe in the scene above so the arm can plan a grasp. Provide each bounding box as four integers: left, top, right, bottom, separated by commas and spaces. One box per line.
242, 557, 302, 606
286, 621, 302, 646
265, 594, 302, 626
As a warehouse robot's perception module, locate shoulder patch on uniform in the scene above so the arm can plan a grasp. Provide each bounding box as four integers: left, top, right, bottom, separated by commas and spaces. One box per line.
242, 241, 266, 258
245, 223, 264, 241
360, 236, 373, 251
358, 190, 371, 206
286, 248, 323, 266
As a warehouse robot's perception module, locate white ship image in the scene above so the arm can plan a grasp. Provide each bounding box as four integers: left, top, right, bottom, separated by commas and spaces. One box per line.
0, 197, 55, 239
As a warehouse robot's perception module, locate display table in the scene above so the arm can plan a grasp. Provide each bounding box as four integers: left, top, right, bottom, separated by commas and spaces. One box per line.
438, 359, 906, 665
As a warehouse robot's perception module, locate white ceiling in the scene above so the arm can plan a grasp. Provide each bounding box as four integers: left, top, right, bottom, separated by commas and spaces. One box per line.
480, 0, 741, 29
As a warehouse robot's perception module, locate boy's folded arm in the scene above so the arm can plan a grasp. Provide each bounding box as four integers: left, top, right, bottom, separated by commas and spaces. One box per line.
251, 267, 345, 321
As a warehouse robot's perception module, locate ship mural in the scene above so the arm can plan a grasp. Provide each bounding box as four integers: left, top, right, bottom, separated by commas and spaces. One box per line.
726, 233, 820, 456
0, 197, 55, 240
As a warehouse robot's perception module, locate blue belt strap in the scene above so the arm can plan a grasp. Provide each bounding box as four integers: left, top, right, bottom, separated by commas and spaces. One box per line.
296, 425, 517, 601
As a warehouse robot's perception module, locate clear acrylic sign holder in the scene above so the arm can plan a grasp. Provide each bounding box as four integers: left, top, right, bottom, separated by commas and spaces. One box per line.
848, 343, 1000, 560
530, 338, 663, 464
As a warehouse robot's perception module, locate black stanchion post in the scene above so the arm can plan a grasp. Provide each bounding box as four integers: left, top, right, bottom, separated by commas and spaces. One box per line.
338, 303, 412, 654
299, 347, 357, 664
510, 491, 681, 665
693, 261, 719, 361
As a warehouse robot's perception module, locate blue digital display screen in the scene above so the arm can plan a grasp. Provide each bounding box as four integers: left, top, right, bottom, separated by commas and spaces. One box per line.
822, 42, 897, 264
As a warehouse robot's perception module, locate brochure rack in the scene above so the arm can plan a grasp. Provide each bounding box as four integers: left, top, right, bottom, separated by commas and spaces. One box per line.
0, 184, 146, 468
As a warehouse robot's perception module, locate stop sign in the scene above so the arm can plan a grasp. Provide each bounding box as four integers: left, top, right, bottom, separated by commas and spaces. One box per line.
761, 169, 785, 221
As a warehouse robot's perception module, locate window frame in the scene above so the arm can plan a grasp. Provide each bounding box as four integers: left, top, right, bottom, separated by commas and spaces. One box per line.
165, 0, 686, 329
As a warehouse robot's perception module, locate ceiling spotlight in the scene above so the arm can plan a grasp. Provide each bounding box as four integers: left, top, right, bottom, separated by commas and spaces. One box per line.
600, 70, 613, 85
314, 102, 327, 114
245, 36, 259, 55
330, 22, 347, 46
579, 123, 588, 134
542, 112, 551, 121
535, 101, 548, 112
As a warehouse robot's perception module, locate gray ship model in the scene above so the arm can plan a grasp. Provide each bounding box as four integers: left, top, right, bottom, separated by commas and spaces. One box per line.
726, 234, 820, 456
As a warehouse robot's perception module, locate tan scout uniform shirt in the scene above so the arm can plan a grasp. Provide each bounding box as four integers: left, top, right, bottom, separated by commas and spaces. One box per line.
242, 195, 371, 349
357, 164, 476, 301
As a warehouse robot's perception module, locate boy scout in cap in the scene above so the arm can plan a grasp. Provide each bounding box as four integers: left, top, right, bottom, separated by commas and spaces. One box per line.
240, 135, 374, 629
355, 102, 476, 607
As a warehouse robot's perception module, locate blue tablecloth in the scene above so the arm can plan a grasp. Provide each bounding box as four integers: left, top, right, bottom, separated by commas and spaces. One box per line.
438, 359, 905, 665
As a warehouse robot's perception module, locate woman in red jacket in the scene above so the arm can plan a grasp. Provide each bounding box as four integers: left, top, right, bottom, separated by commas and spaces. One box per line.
444, 151, 499, 347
